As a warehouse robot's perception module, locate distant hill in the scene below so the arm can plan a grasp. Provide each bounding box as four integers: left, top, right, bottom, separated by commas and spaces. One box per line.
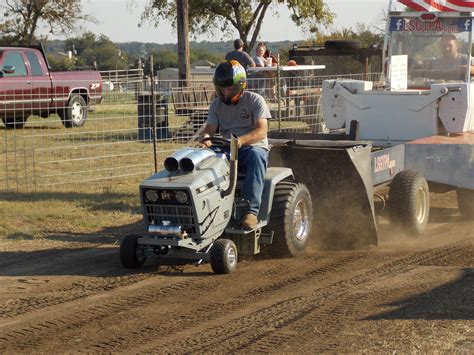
45, 39, 299, 59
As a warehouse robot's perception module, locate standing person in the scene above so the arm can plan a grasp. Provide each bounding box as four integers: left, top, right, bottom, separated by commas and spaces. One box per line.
225, 39, 256, 71
198, 60, 270, 230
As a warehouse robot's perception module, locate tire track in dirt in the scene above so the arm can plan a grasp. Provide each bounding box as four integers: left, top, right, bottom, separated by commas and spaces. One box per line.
80, 253, 367, 353
0, 247, 164, 319
140, 240, 470, 353
246, 241, 473, 353
87, 225, 466, 351
0, 253, 366, 352
241, 266, 454, 353
0, 250, 318, 320
0, 240, 117, 270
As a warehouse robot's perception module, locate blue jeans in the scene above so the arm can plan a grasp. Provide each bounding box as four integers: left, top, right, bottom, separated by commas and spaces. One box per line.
237, 146, 268, 215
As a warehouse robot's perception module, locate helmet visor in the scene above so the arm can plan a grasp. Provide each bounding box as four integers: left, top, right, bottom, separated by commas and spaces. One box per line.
215, 84, 241, 105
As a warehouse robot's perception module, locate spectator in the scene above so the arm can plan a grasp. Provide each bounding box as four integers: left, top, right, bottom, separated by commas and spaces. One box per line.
257, 41, 278, 66
253, 45, 266, 67
225, 39, 256, 71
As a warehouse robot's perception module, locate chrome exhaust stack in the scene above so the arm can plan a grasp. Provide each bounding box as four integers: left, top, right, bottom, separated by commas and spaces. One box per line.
163, 148, 195, 172
148, 224, 188, 238
221, 134, 239, 198
179, 149, 216, 172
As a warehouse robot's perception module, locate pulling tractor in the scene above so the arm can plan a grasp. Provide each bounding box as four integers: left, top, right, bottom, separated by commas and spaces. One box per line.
120, 136, 313, 274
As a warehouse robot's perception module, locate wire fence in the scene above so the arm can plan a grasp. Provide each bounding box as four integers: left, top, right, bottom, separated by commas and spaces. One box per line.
1, 71, 382, 192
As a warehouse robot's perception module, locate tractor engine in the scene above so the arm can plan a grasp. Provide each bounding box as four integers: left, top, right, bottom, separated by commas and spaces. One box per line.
139, 147, 236, 243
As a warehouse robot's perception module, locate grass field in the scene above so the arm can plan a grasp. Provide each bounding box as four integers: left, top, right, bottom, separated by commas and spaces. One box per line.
0, 182, 143, 242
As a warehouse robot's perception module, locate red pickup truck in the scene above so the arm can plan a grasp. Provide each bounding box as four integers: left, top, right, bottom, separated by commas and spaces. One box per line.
0, 45, 103, 128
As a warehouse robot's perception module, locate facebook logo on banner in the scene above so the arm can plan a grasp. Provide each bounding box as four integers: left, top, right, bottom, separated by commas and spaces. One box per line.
458, 18, 472, 31
390, 18, 405, 31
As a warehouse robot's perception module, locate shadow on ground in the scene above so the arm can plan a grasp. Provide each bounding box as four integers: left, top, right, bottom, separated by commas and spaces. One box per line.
0, 191, 139, 213
429, 206, 464, 223
365, 268, 474, 320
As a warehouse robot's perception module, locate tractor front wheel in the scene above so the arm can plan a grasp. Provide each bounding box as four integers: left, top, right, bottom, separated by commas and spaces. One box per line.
120, 234, 146, 268
210, 239, 238, 274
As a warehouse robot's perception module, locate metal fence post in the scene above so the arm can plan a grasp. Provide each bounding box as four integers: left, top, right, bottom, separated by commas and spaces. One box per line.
276, 54, 281, 132
149, 55, 158, 173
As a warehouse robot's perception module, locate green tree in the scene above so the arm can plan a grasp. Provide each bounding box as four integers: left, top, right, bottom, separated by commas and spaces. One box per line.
152, 49, 179, 70
1, 0, 95, 46
64, 33, 129, 70
314, 24, 383, 47
139, 0, 333, 52
190, 47, 222, 65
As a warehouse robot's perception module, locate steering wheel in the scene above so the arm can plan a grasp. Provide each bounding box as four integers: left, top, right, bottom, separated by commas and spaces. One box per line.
201, 136, 231, 147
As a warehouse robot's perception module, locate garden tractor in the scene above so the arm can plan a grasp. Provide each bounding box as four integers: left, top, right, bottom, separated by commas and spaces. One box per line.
120, 135, 313, 274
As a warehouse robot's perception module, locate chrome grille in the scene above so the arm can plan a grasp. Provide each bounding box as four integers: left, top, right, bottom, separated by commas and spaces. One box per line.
145, 204, 196, 234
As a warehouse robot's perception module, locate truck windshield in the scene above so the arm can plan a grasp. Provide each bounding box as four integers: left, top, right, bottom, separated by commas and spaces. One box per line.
389, 15, 472, 88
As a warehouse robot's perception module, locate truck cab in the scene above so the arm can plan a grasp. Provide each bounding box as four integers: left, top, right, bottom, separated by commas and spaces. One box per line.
0, 47, 52, 119
0, 45, 102, 128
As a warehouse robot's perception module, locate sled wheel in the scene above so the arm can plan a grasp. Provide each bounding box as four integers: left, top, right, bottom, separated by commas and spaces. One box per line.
210, 239, 238, 274
457, 188, 474, 220
120, 234, 146, 268
266, 181, 313, 257
60, 94, 88, 128
2, 116, 27, 129
389, 170, 430, 236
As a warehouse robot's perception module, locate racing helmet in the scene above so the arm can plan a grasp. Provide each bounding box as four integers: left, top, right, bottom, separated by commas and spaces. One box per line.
213, 60, 247, 105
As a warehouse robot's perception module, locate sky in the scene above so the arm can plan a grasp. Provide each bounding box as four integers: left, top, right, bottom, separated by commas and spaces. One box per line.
46, 0, 406, 44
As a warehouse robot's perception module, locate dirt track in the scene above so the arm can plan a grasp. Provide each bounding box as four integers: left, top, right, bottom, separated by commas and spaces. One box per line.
0, 192, 472, 353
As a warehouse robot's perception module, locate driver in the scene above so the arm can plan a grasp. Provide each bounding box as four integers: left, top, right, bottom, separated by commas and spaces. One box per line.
430, 34, 474, 79
198, 60, 271, 230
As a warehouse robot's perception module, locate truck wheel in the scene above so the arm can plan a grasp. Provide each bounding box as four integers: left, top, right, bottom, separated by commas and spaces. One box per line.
210, 239, 238, 274
120, 234, 146, 268
266, 181, 313, 257
2, 117, 27, 129
60, 95, 88, 128
457, 188, 474, 220
389, 170, 430, 236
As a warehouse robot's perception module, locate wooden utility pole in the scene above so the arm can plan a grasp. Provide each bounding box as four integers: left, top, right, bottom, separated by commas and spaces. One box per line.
177, 0, 191, 87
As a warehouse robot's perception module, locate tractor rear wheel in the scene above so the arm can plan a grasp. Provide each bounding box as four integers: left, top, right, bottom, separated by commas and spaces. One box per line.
389, 170, 430, 236
457, 188, 474, 220
266, 181, 313, 257
210, 239, 238, 274
120, 234, 146, 268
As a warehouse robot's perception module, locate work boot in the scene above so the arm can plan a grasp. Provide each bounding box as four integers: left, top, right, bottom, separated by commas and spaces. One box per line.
242, 213, 258, 230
